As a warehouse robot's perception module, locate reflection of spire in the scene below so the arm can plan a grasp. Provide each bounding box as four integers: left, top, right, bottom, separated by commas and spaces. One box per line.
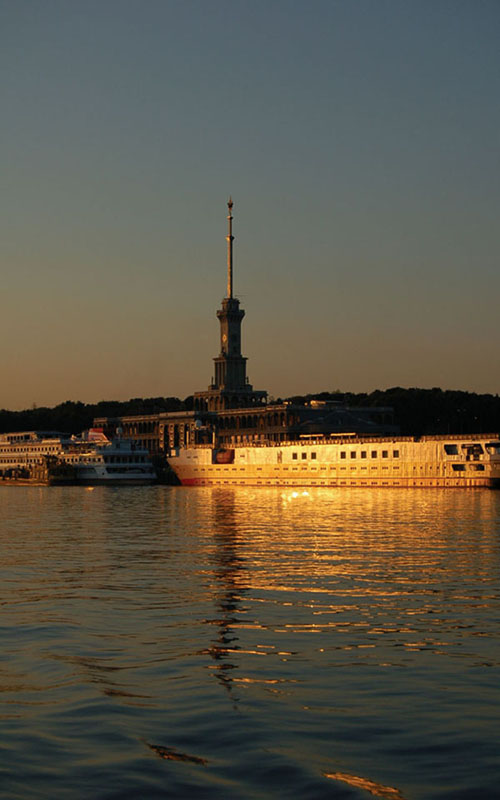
226, 197, 234, 299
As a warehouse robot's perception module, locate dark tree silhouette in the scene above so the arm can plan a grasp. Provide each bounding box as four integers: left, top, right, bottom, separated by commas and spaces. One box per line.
0, 389, 498, 436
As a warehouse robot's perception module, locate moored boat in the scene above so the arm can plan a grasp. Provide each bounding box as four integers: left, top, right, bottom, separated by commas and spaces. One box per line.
168, 433, 500, 489
0, 429, 156, 486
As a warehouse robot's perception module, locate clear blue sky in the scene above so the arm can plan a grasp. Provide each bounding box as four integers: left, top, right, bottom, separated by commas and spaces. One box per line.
1, 0, 499, 409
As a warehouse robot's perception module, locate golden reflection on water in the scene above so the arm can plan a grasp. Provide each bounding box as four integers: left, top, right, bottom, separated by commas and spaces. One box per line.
324, 771, 407, 799
196, 485, 500, 692
1, 486, 499, 797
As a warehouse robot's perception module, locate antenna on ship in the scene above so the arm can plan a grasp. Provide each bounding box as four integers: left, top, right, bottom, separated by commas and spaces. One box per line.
226, 196, 234, 299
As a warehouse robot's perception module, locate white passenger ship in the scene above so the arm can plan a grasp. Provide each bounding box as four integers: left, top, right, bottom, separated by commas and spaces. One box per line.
0, 429, 156, 486
168, 433, 500, 489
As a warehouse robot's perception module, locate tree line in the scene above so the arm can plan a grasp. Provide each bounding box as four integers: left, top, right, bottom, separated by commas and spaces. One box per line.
0, 397, 185, 436
285, 387, 500, 436
0, 388, 498, 437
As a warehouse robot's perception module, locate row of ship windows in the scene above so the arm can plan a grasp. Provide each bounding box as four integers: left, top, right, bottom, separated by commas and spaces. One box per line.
452, 463, 484, 471
68, 456, 144, 464
292, 450, 399, 461
0, 447, 60, 454
103, 456, 148, 464
0, 455, 147, 464
194, 479, 479, 487
0, 456, 94, 464
0, 456, 61, 463
193, 463, 486, 473
0, 457, 45, 464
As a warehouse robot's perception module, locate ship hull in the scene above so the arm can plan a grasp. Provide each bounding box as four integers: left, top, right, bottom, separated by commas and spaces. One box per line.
0, 478, 77, 487
177, 473, 498, 489
75, 477, 156, 486
0, 476, 155, 487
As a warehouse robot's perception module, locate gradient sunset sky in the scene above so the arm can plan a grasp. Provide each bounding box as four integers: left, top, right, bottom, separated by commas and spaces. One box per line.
2, 0, 499, 409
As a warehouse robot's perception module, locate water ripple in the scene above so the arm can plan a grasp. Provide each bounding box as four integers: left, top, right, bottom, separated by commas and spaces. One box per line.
0, 486, 499, 798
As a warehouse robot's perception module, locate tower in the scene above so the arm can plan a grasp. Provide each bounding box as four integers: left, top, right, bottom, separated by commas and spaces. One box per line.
194, 199, 266, 413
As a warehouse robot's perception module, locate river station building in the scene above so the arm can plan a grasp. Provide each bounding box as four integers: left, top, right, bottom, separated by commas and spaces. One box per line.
94, 201, 396, 454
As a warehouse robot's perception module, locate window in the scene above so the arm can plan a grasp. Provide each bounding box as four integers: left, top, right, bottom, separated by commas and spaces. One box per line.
302, 452, 307, 460
292, 453, 298, 460
371, 451, 377, 459
350, 451, 356, 459
382, 450, 388, 458
340, 452, 346, 459
444, 444, 458, 455
361, 451, 367, 459
452, 464, 465, 472
311, 452, 317, 460
393, 450, 399, 458
464, 444, 483, 457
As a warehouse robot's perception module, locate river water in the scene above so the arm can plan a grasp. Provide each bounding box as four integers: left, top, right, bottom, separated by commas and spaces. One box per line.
0, 486, 499, 799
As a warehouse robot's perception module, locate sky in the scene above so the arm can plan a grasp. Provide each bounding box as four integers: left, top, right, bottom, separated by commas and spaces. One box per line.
1, 0, 500, 410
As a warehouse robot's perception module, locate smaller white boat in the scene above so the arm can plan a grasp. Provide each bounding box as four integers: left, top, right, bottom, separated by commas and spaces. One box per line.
0, 428, 157, 486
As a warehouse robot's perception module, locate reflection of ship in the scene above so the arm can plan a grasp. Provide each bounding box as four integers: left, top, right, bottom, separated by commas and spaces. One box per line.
0, 429, 156, 486
168, 435, 500, 488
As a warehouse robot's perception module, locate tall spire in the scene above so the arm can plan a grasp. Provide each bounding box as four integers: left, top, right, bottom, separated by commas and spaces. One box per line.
192, 195, 267, 412
226, 196, 234, 299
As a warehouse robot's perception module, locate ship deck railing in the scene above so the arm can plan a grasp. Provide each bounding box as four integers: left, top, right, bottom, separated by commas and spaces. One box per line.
186, 436, 416, 449
183, 431, 500, 450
